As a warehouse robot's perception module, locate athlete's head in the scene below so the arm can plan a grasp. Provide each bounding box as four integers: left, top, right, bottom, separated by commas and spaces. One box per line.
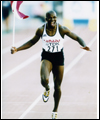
46, 10, 57, 28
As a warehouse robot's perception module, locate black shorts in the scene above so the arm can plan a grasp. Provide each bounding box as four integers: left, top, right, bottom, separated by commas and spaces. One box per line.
41, 49, 64, 66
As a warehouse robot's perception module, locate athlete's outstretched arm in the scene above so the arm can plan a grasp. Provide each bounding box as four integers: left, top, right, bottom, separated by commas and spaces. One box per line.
11, 28, 42, 54
63, 27, 91, 51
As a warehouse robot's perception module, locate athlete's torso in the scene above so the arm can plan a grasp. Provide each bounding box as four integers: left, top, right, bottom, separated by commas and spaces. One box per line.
41, 23, 64, 53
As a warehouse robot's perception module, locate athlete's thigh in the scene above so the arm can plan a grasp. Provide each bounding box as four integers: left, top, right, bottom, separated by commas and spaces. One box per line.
52, 65, 64, 86
40, 60, 53, 79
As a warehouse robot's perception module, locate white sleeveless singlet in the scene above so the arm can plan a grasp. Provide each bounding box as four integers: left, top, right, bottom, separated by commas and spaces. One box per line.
41, 23, 64, 53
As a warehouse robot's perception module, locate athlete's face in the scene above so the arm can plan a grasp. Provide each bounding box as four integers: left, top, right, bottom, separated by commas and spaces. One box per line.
46, 12, 57, 28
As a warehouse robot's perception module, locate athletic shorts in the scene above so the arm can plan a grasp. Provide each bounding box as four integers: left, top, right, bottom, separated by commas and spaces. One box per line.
41, 49, 64, 66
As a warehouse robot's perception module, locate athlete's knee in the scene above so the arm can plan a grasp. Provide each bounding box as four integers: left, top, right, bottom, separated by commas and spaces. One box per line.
53, 83, 61, 98
54, 83, 61, 92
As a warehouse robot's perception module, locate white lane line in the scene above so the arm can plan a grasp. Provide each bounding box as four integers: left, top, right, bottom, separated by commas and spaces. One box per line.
18, 35, 97, 119
64, 34, 97, 74
2, 34, 97, 81
2, 26, 82, 80
2, 37, 68, 81
18, 94, 42, 119
2, 52, 41, 80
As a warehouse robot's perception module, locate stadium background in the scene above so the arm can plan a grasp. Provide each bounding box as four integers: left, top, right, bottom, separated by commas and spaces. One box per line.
1, 1, 99, 119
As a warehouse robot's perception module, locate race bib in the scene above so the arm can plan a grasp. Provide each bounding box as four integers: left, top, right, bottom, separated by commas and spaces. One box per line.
43, 39, 63, 53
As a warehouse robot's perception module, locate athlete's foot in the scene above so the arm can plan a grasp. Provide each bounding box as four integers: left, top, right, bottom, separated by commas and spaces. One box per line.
52, 112, 58, 119
42, 89, 50, 102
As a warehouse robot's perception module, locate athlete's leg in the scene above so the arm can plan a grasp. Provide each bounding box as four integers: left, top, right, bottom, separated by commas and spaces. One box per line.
52, 65, 64, 112
40, 60, 53, 91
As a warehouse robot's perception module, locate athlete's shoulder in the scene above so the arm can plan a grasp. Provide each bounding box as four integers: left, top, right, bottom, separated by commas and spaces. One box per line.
58, 23, 70, 33
36, 24, 45, 37
58, 23, 71, 37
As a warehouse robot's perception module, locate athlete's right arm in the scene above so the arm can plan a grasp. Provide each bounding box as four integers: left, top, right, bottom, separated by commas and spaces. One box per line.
11, 28, 43, 54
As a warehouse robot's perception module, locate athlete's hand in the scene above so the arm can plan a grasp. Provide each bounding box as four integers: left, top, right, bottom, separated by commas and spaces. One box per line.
11, 47, 17, 54
80, 46, 91, 51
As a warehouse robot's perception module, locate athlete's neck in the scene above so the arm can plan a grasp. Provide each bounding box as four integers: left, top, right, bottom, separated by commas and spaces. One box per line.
46, 23, 57, 31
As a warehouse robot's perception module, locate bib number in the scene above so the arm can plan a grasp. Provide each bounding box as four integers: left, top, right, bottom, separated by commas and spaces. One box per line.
48, 46, 58, 52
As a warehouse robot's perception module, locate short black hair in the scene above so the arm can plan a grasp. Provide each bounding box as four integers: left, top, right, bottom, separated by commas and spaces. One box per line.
46, 10, 57, 18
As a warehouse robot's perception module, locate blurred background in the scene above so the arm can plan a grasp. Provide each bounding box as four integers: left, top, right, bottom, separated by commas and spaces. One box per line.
1, 1, 99, 119
2, 1, 97, 34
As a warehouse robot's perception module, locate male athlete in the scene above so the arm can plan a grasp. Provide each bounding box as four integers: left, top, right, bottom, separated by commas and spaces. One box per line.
11, 10, 91, 119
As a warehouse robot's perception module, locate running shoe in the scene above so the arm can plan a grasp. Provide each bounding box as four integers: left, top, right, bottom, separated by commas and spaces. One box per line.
42, 89, 50, 102
52, 112, 58, 119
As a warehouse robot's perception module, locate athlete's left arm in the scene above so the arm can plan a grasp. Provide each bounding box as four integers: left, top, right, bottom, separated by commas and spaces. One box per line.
63, 27, 91, 51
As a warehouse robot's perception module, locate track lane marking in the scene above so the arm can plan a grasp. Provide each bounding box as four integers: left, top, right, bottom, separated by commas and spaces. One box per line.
2, 38, 68, 80
2, 26, 85, 80
18, 34, 97, 119
2, 52, 41, 80
2, 34, 96, 81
